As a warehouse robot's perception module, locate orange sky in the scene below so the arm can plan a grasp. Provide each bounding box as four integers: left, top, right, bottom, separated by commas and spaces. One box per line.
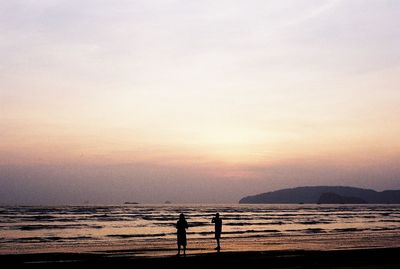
1, 0, 400, 203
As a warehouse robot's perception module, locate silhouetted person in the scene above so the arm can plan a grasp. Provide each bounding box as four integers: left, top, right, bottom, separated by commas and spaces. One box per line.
176, 213, 188, 256
212, 213, 222, 251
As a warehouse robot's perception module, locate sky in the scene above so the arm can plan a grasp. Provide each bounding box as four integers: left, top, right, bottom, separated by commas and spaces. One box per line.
1, 0, 400, 204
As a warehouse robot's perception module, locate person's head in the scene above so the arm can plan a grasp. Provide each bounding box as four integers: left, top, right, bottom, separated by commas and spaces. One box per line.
179, 213, 185, 221
215, 213, 219, 218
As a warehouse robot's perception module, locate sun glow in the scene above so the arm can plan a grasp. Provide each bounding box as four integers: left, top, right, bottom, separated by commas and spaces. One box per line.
1, 0, 400, 204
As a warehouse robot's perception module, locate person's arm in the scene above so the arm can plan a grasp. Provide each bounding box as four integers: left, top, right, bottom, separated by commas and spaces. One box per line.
212, 217, 215, 223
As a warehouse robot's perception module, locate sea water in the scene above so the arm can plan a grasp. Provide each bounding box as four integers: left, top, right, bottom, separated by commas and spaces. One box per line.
1, 204, 400, 256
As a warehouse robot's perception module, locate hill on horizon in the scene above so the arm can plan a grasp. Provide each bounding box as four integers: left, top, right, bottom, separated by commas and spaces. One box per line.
239, 186, 400, 204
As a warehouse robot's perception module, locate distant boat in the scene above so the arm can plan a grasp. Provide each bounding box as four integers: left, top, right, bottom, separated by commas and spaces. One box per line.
124, 202, 139, 205
164, 201, 172, 204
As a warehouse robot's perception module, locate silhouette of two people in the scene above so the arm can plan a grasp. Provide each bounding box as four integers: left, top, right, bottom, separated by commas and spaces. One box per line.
176, 212, 222, 256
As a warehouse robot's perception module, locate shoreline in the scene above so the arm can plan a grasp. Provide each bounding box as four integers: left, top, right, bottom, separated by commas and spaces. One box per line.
3, 230, 400, 256
2, 247, 400, 268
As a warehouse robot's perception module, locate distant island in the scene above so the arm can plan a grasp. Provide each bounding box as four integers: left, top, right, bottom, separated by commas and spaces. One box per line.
239, 186, 400, 204
124, 202, 139, 205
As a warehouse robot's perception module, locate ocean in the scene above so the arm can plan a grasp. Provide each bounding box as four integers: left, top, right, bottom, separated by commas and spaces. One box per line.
1, 204, 400, 256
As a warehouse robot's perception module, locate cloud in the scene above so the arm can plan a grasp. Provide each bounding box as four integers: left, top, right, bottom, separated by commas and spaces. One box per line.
1, 1, 400, 203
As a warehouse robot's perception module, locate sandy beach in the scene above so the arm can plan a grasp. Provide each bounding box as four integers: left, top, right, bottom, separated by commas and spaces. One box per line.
2, 247, 400, 268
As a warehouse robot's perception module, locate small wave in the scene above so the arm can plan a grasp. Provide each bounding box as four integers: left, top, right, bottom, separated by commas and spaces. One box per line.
3, 236, 94, 243
298, 220, 331, 225
196, 229, 280, 236
304, 228, 325, 233
195, 231, 213, 235
141, 215, 177, 221
381, 219, 400, 223
187, 221, 208, 227
153, 221, 208, 227
368, 227, 400, 232
107, 233, 167, 239
333, 228, 363, 232
30, 215, 57, 221
15, 224, 102, 231
224, 221, 285, 226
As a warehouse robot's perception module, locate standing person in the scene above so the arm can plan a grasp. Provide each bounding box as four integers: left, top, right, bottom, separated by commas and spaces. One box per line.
176, 213, 188, 256
212, 213, 222, 251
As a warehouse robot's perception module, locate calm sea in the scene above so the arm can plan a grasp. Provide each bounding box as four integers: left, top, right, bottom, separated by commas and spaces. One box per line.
1, 204, 400, 256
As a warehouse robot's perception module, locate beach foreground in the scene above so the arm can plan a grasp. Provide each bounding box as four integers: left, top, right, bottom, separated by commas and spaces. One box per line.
2, 247, 399, 268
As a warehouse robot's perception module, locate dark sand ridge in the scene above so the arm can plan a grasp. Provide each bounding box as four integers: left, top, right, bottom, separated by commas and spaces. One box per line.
1, 247, 400, 268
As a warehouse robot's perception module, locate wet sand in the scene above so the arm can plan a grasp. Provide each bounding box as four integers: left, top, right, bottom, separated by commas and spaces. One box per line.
1, 247, 399, 268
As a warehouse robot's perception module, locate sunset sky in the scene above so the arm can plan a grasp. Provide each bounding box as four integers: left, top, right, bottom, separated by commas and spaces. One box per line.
1, 0, 400, 204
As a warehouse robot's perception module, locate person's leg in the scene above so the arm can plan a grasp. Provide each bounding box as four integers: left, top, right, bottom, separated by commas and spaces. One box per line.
177, 244, 181, 255
183, 244, 186, 256
217, 238, 220, 249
